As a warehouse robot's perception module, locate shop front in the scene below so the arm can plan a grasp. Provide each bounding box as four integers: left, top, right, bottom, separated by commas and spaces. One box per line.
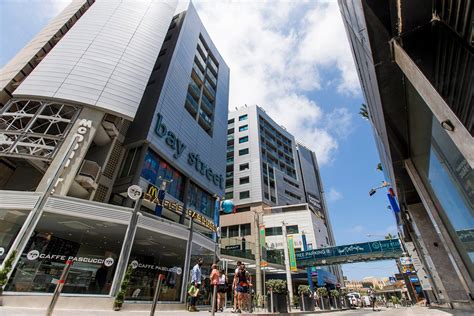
0, 191, 217, 309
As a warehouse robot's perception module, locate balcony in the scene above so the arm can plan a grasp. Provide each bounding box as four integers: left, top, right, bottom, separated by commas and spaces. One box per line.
194, 54, 206, 72
185, 94, 198, 115
192, 63, 205, 82
204, 80, 216, 97
198, 110, 212, 130
200, 93, 214, 115
188, 81, 201, 99
207, 58, 218, 76
206, 70, 217, 87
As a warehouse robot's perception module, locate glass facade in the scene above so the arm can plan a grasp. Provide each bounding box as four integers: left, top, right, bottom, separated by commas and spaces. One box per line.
187, 181, 215, 218
6, 212, 126, 295
125, 227, 186, 301
407, 80, 474, 278
0, 210, 29, 264
141, 150, 185, 201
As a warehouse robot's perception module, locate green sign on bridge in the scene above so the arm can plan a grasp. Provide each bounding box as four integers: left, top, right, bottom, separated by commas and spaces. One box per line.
296, 239, 403, 267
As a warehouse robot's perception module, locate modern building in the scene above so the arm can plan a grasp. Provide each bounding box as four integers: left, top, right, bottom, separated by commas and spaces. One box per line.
339, 0, 473, 309
220, 105, 342, 294
0, 0, 229, 310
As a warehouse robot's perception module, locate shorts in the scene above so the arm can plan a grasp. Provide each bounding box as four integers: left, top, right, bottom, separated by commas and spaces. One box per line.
237, 285, 248, 293
218, 285, 227, 293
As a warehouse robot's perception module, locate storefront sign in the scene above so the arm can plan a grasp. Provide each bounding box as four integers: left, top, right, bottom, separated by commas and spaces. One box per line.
155, 113, 224, 189
143, 186, 217, 231
0, 247, 4, 256
130, 260, 182, 274
287, 235, 297, 272
400, 256, 413, 265
127, 185, 143, 200
53, 119, 92, 194
224, 245, 241, 250
26, 250, 114, 266
259, 225, 268, 267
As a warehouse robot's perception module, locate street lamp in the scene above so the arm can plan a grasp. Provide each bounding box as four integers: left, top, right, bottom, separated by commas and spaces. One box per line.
368, 181, 390, 196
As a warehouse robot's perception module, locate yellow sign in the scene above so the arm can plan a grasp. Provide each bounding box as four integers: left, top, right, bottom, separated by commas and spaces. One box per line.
288, 235, 298, 272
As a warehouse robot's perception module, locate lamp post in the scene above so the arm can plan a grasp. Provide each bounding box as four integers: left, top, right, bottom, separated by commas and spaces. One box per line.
368, 181, 390, 196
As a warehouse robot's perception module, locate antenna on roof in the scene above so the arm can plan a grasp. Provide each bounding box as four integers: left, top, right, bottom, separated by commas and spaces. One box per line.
235, 107, 238, 111
244, 104, 248, 107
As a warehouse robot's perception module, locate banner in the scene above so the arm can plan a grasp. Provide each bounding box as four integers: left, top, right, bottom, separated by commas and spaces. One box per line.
287, 235, 297, 272
259, 225, 268, 267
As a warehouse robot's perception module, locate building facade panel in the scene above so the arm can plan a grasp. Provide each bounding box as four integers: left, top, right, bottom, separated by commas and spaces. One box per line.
13, 0, 178, 120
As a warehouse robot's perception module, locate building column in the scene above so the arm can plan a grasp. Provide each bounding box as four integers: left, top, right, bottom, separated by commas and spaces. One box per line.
36, 107, 104, 196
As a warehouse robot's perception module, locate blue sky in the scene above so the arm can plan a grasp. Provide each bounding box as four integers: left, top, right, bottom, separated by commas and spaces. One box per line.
0, 0, 399, 280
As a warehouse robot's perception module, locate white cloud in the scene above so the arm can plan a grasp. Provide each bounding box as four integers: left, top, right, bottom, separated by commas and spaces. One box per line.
190, 0, 360, 164
349, 225, 365, 234
327, 187, 343, 202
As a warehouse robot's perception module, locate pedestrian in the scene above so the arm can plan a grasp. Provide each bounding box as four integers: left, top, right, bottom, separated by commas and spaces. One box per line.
217, 269, 228, 312
210, 263, 219, 312
232, 261, 242, 313
235, 263, 251, 313
189, 258, 203, 312
241, 237, 246, 252
369, 289, 376, 311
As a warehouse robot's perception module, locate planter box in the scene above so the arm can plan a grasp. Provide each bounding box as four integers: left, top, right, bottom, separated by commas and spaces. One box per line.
299, 295, 314, 311
267, 293, 288, 313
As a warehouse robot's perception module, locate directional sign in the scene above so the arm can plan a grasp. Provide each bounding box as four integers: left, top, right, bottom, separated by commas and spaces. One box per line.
296, 239, 403, 267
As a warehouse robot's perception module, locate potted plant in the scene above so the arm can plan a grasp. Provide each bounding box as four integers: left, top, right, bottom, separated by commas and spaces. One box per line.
390, 295, 400, 308
266, 279, 288, 313
330, 289, 340, 309
0, 250, 16, 306
298, 285, 314, 311
316, 287, 328, 310
113, 263, 133, 311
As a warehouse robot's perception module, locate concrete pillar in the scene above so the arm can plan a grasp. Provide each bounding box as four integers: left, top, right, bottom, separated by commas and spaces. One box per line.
36, 107, 104, 196
407, 203, 469, 303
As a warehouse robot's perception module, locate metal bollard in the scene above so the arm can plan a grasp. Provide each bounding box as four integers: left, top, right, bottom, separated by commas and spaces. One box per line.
46, 260, 73, 316
150, 274, 165, 315
211, 284, 217, 316
301, 293, 305, 311
270, 290, 274, 313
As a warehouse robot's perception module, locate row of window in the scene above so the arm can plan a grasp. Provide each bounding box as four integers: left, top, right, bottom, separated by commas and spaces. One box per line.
221, 223, 251, 238
265, 225, 299, 236
284, 190, 302, 200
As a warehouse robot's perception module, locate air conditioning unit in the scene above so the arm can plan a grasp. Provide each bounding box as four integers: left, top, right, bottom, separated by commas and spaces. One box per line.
102, 114, 121, 138
76, 160, 101, 190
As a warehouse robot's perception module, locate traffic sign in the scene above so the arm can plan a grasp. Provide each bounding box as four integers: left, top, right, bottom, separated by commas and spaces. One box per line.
127, 185, 143, 200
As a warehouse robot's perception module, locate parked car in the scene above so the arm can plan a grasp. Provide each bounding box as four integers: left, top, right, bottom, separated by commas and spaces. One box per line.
347, 292, 361, 308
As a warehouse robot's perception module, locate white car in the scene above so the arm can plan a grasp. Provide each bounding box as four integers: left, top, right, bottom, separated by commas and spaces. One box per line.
347, 292, 361, 307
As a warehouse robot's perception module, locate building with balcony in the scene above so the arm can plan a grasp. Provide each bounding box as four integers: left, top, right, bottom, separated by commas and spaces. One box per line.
0, 0, 228, 310
220, 105, 342, 293
339, 0, 473, 309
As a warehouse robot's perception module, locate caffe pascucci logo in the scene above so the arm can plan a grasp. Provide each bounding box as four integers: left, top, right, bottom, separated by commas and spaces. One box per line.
0, 247, 5, 256
130, 260, 181, 274
26, 250, 114, 266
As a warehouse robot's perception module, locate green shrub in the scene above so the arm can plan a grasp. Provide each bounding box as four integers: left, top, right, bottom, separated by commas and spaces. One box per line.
298, 285, 312, 296
266, 279, 287, 294
114, 263, 133, 306
316, 287, 328, 297
330, 289, 340, 298
0, 250, 16, 288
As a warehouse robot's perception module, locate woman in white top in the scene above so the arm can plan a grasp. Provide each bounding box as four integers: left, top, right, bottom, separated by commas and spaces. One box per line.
217, 269, 227, 311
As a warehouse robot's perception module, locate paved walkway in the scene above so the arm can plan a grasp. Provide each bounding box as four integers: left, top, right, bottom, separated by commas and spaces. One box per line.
0, 306, 472, 316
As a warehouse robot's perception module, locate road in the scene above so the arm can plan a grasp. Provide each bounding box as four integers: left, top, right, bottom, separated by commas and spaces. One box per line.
0, 306, 472, 316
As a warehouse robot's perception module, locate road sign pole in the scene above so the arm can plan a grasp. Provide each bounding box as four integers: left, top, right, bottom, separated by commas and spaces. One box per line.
281, 221, 294, 308
150, 274, 164, 315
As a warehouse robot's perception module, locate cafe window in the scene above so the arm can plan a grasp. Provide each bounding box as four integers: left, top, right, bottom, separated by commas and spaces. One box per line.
141, 150, 185, 201
240, 223, 251, 236
125, 227, 186, 302
6, 212, 126, 295
265, 227, 282, 236
187, 181, 215, 219
287, 225, 299, 234
228, 225, 239, 238
0, 210, 29, 264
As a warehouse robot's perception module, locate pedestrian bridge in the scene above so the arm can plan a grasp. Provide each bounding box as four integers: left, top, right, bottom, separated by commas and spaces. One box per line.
295, 239, 403, 267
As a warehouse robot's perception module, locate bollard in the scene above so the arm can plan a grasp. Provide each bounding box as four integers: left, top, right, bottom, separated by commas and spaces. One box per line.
211, 284, 217, 316
270, 290, 274, 313
46, 260, 73, 316
301, 293, 305, 311
150, 274, 165, 315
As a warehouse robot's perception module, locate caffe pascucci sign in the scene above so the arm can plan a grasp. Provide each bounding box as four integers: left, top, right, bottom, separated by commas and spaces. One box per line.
130, 260, 182, 275
26, 250, 114, 267
154, 113, 224, 189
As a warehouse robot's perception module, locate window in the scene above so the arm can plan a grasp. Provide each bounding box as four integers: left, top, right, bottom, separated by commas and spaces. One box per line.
239, 177, 250, 184
285, 190, 301, 200
239, 136, 249, 143
120, 147, 141, 178
225, 192, 233, 199
227, 128, 234, 135
239, 163, 249, 171
239, 148, 249, 156
283, 178, 299, 188
186, 181, 215, 218
239, 191, 250, 199
240, 223, 251, 236
221, 227, 228, 238
228, 118, 234, 124
265, 227, 282, 236
228, 225, 239, 237
239, 125, 248, 132
141, 150, 185, 201
239, 114, 248, 121
287, 225, 299, 234
0, 210, 30, 264
6, 212, 126, 295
